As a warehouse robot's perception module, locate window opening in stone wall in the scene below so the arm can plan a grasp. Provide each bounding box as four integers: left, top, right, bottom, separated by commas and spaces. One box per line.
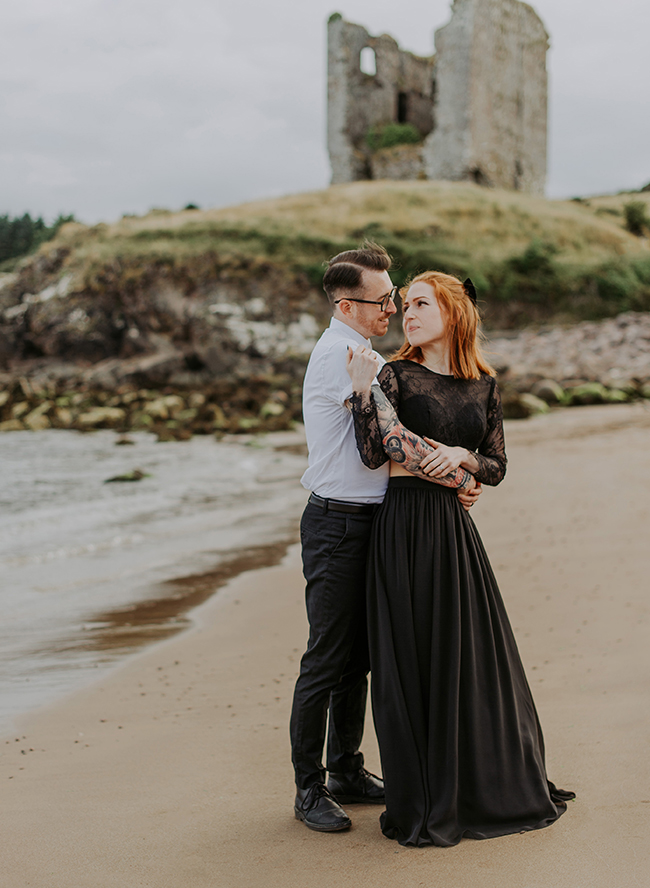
397, 92, 409, 123
360, 46, 376, 76
470, 167, 488, 186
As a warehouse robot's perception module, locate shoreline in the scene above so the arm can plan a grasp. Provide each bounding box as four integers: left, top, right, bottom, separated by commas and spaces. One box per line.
2, 402, 650, 886
0, 426, 308, 731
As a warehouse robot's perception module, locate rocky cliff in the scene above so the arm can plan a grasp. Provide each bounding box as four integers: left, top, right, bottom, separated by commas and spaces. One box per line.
0, 233, 329, 435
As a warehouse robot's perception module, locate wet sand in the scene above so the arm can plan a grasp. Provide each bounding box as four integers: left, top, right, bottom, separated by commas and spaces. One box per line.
2, 403, 650, 887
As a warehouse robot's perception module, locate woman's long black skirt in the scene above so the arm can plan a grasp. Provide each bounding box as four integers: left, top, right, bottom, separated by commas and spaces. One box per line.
367, 477, 573, 847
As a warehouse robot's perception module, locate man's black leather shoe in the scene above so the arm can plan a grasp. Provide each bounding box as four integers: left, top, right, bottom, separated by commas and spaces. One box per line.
294, 783, 352, 832
327, 767, 385, 805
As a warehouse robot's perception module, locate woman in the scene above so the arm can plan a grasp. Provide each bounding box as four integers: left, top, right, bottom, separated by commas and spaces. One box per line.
346, 271, 574, 847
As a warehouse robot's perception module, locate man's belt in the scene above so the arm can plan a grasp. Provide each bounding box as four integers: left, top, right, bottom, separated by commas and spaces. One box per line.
308, 492, 377, 515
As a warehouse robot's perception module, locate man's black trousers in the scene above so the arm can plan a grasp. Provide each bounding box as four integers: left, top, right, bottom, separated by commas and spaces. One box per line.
290, 500, 374, 789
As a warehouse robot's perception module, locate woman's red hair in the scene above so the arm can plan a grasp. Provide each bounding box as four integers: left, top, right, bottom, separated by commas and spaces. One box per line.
390, 271, 495, 379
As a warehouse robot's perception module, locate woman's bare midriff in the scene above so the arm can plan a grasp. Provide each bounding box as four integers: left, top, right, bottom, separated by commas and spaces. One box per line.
390, 463, 414, 478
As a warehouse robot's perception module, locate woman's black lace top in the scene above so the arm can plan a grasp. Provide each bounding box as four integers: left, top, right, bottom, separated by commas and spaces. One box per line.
352, 360, 507, 486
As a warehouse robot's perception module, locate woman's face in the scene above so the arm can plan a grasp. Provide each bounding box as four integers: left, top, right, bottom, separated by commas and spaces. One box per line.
402, 282, 447, 349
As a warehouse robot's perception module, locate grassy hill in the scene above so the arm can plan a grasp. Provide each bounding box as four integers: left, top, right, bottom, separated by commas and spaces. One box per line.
2, 181, 650, 434
8, 180, 650, 329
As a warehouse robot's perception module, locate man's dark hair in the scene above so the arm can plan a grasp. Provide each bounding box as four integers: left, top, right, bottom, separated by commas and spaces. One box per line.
322, 241, 391, 306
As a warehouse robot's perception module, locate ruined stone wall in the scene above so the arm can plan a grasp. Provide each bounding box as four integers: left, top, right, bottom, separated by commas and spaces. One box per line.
327, 15, 435, 184
328, 0, 549, 194
425, 0, 549, 193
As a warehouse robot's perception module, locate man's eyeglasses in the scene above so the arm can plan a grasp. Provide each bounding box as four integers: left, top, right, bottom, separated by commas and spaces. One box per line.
334, 286, 399, 312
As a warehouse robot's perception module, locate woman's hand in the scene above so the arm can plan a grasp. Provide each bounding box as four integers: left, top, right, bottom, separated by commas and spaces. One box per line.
420, 438, 469, 477
458, 482, 481, 512
346, 345, 379, 394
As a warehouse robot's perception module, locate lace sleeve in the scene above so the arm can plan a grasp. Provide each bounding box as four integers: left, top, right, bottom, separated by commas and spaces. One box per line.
377, 363, 400, 410
474, 378, 507, 486
348, 365, 398, 470
351, 365, 473, 489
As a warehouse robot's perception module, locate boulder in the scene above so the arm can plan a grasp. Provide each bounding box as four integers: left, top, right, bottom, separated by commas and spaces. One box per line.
501, 391, 533, 419
55, 407, 74, 426
564, 382, 610, 406
519, 393, 550, 415
161, 394, 186, 417
604, 388, 630, 403
0, 418, 24, 431
530, 379, 565, 404
24, 401, 54, 430
77, 406, 126, 428
143, 398, 170, 420
11, 401, 30, 419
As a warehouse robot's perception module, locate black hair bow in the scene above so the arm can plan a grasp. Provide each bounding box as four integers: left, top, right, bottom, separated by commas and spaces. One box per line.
463, 278, 477, 304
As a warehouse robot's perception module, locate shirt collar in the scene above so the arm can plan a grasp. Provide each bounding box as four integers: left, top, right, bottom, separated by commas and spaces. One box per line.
329, 317, 372, 348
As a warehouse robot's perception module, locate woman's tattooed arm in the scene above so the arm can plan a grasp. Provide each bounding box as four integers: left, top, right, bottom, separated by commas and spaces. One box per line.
350, 387, 474, 490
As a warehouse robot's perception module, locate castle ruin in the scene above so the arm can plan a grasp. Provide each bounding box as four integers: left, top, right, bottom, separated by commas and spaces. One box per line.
327, 0, 549, 194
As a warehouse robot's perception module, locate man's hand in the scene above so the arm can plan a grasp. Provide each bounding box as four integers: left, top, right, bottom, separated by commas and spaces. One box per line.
458, 482, 482, 512
346, 345, 379, 394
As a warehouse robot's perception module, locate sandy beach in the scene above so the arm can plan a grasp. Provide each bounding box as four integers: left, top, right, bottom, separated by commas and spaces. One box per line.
2, 402, 650, 888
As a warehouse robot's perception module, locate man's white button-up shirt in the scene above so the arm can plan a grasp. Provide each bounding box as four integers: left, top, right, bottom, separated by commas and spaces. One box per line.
300, 318, 389, 504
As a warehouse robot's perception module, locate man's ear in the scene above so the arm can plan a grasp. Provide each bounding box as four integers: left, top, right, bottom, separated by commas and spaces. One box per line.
337, 298, 354, 319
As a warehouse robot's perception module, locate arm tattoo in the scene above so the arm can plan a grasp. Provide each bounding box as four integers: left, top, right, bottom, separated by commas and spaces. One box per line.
368, 385, 473, 489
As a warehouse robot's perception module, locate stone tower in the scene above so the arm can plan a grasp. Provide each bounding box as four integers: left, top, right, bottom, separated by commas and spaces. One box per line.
327, 15, 436, 184
327, 0, 549, 194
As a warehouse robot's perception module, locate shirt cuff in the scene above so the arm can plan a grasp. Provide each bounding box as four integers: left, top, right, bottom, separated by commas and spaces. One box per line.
338, 382, 354, 406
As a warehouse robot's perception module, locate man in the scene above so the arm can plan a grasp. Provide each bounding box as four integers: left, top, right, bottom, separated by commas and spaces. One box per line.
290, 243, 479, 832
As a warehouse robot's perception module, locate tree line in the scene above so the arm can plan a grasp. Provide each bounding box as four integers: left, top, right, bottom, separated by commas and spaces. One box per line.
0, 213, 75, 265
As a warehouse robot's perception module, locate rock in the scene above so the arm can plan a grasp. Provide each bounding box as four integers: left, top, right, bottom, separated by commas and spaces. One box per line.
11, 401, 30, 419
155, 427, 177, 442
530, 379, 564, 404
205, 404, 227, 428
501, 390, 548, 419
188, 392, 206, 409
3, 304, 28, 322
560, 378, 588, 390
234, 417, 261, 431
0, 419, 24, 431
260, 400, 286, 418
641, 383, 650, 399
143, 398, 170, 420
24, 412, 52, 431
519, 393, 550, 415
23, 401, 54, 430
77, 406, 126, 428
115, 436, 135, 445
55, 407, 74, 426
104, 468, 150, 482
130, 412, 154, 429
490, 313, 650, 395
564, 382, 610, 406
173, 408, 198, 423
161, 394, 185, 417
501, 391, 531, 419
604, 388, 630, 403
601, 370, 638, 394
0, 391, 10, 408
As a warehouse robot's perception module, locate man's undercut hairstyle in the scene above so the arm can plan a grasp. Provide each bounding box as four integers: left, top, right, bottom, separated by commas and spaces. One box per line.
323, 241, 391, 306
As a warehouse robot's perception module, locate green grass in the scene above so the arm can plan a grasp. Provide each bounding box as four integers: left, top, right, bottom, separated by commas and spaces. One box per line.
366, 123, 422, 152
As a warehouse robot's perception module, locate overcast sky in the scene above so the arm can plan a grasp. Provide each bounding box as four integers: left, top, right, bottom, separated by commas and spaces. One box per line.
1, 0, 649, 223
